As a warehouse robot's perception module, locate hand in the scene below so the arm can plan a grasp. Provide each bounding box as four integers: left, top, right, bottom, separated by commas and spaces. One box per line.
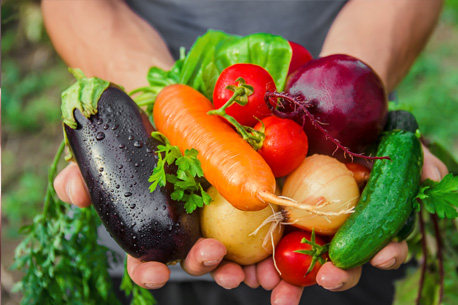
54, 163, 228, 289
206, 241, 408, 305
211, 145, 450, 305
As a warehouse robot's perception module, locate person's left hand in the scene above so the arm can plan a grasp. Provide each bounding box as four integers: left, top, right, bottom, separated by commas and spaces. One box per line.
209, 144, 448, 305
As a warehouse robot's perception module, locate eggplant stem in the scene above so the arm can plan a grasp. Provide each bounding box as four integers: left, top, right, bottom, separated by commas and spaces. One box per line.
265, 91, 390, 161
258, 192, 355, 216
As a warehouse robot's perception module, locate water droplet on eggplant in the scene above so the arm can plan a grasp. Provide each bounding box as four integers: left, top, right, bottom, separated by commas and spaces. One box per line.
96, 132, 105, 140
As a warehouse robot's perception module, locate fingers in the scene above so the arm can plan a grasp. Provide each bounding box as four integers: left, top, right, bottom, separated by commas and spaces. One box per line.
370, 241, 408, 270
127, 255, 170, 289
316, 262, 362, 291
54, 163, 91, 207
270, 280, 304, 305
243, 264, 259, 288
422, 145, 448, 182
256, 257, 281, 290
181, 238, 227, 276
211, 260, 245, 289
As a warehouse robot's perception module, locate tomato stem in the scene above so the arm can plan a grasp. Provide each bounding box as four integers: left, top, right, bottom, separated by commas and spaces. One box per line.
294, 230, 329, 276
208, 78, 265, 150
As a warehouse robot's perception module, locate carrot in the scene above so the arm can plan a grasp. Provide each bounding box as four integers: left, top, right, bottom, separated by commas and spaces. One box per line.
154, 84, 274, 211
153, 84, 352, 215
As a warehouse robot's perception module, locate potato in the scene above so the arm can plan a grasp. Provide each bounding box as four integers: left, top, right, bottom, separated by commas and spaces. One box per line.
201, 186, 284, 265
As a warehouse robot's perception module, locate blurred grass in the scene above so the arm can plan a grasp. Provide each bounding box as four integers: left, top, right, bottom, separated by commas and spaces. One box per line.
2, 0, 73, 239
396, 1, 458, 160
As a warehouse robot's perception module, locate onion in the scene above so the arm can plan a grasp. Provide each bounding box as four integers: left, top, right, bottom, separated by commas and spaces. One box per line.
281, 154, 360, 235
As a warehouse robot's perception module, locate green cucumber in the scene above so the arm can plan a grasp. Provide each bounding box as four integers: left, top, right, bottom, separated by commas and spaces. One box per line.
329, 130, 423, 269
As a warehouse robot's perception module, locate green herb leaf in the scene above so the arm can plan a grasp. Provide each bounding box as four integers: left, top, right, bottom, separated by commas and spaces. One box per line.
149, 132, 211, 213
416, 173, 458, 219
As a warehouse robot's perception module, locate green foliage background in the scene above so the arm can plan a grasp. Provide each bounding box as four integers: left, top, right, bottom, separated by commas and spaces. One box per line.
2, 0, 458, 304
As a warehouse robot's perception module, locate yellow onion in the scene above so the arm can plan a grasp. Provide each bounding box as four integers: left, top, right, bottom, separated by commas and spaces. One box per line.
281, 154, 360, 235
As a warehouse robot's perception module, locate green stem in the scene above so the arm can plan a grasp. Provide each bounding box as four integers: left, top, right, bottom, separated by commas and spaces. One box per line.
43, 140, 66, 217
208, 87, 265, 150
134, 94, 156, 107
128, 86, 157, 96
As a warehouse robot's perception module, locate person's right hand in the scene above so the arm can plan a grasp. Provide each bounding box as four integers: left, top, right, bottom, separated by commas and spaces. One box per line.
54, 162, 228, 289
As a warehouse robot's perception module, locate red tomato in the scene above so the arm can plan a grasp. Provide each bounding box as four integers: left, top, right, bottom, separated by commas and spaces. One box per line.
213, 63, 276, 127
345, 162, 371, 191
254, 116, 308, 177
274, 230, 328, 287
288, 41, 313, 76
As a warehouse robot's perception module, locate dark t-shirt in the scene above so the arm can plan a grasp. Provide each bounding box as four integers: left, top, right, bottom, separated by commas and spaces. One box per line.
125, 0, 347, 59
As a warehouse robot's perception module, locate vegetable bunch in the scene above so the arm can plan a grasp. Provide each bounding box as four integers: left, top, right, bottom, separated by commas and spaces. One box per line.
13, 30, 458, 305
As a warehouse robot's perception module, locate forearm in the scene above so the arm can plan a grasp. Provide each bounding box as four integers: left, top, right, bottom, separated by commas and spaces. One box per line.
42, 0, 174, 92
320, 0, 443, 92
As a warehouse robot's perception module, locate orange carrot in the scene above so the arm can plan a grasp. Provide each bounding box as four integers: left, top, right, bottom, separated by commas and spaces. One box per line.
154, 84, 275, 211
153, 84, 353, 216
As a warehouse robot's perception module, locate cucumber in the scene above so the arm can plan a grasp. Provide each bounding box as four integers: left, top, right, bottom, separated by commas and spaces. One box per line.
329, 130, 423, 269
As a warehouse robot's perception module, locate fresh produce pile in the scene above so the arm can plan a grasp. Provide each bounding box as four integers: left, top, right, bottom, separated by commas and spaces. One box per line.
13, 30, 458, 304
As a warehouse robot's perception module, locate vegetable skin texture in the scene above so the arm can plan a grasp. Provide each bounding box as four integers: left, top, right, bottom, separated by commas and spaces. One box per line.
64, 86, 200, 263
329, 130, 423, 269
281, 154, 360, 235
201, 186, 284, 265
154, 84, 276, 211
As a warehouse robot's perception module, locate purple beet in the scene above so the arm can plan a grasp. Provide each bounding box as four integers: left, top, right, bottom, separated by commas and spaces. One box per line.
266, 54, 388, 161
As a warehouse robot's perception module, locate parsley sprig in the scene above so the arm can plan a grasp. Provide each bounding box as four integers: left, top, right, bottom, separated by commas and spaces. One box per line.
415, 173, 458, 219
149, 132, 211, 213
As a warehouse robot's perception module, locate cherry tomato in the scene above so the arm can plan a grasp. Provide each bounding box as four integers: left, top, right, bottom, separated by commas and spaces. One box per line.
288, 41, 313, 76
254, 116, 308, 177
213, 63, 276, 127
274, 230, 328, 287
345, 162, 371, 191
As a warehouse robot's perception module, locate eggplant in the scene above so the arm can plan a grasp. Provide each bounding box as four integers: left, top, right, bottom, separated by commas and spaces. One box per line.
62, 79, 200, 264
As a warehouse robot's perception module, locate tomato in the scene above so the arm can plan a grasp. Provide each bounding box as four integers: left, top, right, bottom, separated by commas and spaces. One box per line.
254, 116, 308, 177
288, 41, 313, 76
213, 63, 276, 127
345, 162, 371, 191
274, 230, 328, 287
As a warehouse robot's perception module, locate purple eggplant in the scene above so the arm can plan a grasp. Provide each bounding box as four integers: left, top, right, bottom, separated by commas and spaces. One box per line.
62, 78, 200, 264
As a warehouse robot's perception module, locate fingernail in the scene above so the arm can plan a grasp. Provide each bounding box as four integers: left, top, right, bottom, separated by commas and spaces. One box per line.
66, 181, 75, 205
144, 282, 165, 289
375, 258, 396, 269
433, 167, 442, 181
203, 259, 222, 267
323, 283, 344, 291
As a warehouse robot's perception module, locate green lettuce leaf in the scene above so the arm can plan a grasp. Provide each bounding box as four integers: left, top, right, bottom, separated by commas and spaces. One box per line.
143, 30, 292, 103
179, 30, 292, 100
